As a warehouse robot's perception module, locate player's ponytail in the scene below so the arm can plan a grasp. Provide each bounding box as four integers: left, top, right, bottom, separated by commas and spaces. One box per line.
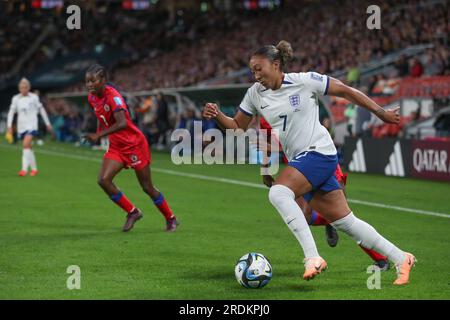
276, 40, 293, 69
252, 40, 294, 71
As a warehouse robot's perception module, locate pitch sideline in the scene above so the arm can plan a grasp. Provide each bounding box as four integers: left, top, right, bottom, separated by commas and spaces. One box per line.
2, 143, 449, 219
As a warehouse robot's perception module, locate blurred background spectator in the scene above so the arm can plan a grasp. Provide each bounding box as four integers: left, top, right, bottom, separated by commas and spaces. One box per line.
1, 0, 449, 147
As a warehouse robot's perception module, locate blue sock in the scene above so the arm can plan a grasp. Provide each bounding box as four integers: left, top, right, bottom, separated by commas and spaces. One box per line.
110, 191, 124, 202
152, 192, 164, 206
309, 210, 318, 225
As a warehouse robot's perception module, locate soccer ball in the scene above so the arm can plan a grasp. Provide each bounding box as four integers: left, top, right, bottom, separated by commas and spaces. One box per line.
234, 252, 272, 288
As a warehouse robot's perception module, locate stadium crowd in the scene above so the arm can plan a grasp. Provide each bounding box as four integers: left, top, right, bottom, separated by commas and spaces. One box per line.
110, 0, 450, 89
2, 0, 449, 145
2, 0, 449, 88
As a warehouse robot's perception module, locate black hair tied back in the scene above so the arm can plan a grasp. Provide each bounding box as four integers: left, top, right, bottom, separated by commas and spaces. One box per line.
275, 40, 294, 69
86, 64, 107, 80
253, 40, 294, 71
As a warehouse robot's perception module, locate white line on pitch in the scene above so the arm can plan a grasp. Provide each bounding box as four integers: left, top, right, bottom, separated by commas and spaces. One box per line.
2, 143, 450, 219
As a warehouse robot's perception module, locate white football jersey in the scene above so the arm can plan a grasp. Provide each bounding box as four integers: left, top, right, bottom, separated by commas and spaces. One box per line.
7, 92, 50, 134
239, 72, 337, 161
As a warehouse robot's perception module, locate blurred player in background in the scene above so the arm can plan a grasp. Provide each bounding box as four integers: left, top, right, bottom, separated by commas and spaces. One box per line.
203, 41, 415, 285
84, 64, 178, 232
6, 78, 52, 176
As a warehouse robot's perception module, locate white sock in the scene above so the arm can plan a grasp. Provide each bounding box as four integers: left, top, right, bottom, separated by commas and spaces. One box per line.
331, 212, 405, 264
28, 149, 37, 171
22, 149, 30, 171
268, 184, 319, 259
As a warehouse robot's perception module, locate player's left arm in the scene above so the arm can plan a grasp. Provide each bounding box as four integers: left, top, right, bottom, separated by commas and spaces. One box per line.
327, 77, 400, 124
36, 97, 52, 132
260, 128, 274, 188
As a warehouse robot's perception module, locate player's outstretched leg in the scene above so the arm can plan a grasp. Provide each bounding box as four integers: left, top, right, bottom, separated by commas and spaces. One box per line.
300, 185, 389, 266
312, 190, 416, 285
332, 213, 415, 284
299, 198, 388, 267
308, 211, 390, 268
98, 158, 142, 232
309, 210, 389, 269
135, 164, 178, 232
269, 167, 326, 281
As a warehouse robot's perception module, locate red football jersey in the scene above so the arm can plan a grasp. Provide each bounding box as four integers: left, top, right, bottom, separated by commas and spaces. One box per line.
88, 85, 146, 151
334, 163, 348, 185
259, 117, 272, 131
259, 117, 288, 164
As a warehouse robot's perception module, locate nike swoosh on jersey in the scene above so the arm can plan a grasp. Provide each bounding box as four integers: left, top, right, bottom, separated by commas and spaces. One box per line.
261, 105, 270, 109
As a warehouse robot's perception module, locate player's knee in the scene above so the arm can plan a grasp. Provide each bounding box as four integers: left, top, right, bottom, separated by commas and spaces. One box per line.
268, 184, 295, 207
141, 185, 154, 195
330, 212, 356, 233
97, 177, 105, 187
331, 212, 378, 247
97, 176, 111, 188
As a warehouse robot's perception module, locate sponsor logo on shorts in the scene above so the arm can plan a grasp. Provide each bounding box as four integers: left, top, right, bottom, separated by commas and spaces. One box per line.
130, 154, 142, 167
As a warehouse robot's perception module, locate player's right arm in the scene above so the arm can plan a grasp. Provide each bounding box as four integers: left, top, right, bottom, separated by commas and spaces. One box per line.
85, 110, 127, 144
202, 86, 256, 130
6, 96, 18, 135
202, 103, 252, 130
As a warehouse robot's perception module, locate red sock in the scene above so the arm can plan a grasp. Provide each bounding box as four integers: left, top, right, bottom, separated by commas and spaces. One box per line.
110, 192, 135, 214
309, 210, 330, 226
153, 192, 174, 220
359, 245, 387, 261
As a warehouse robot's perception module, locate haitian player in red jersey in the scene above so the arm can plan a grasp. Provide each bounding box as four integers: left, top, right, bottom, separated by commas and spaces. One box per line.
259, 117, 389, 270
84, 64, 178, 232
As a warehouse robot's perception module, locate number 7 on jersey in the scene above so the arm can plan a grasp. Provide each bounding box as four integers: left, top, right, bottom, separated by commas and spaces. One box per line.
279, 115, 287, 131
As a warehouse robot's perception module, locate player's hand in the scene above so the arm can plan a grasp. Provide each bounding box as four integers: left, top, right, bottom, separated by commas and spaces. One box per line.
202, 103, 219, 120
84, 133, 100, 143
5, 128, 13, 144
255, 138, 272, 153
377, 106, 400, 124
262, 175, 274, 188
46, 124, 53, 133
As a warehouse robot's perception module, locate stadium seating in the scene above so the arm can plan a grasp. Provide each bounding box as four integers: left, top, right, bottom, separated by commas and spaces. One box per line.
1, 0, 449, 91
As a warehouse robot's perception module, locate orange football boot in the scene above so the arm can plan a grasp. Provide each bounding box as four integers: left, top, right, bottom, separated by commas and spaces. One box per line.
393, 252, 416, 285
303, 257, 327, 280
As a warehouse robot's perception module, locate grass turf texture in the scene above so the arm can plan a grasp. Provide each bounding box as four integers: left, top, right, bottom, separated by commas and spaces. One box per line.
0, 139, 449, 299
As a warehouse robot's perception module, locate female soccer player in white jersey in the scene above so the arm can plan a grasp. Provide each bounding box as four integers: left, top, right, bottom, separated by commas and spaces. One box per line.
6, 78, 52, 176
202, 41, 415, 285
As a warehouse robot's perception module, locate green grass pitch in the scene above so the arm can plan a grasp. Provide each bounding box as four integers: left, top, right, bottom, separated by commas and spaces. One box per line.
0, 139, 449, 299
